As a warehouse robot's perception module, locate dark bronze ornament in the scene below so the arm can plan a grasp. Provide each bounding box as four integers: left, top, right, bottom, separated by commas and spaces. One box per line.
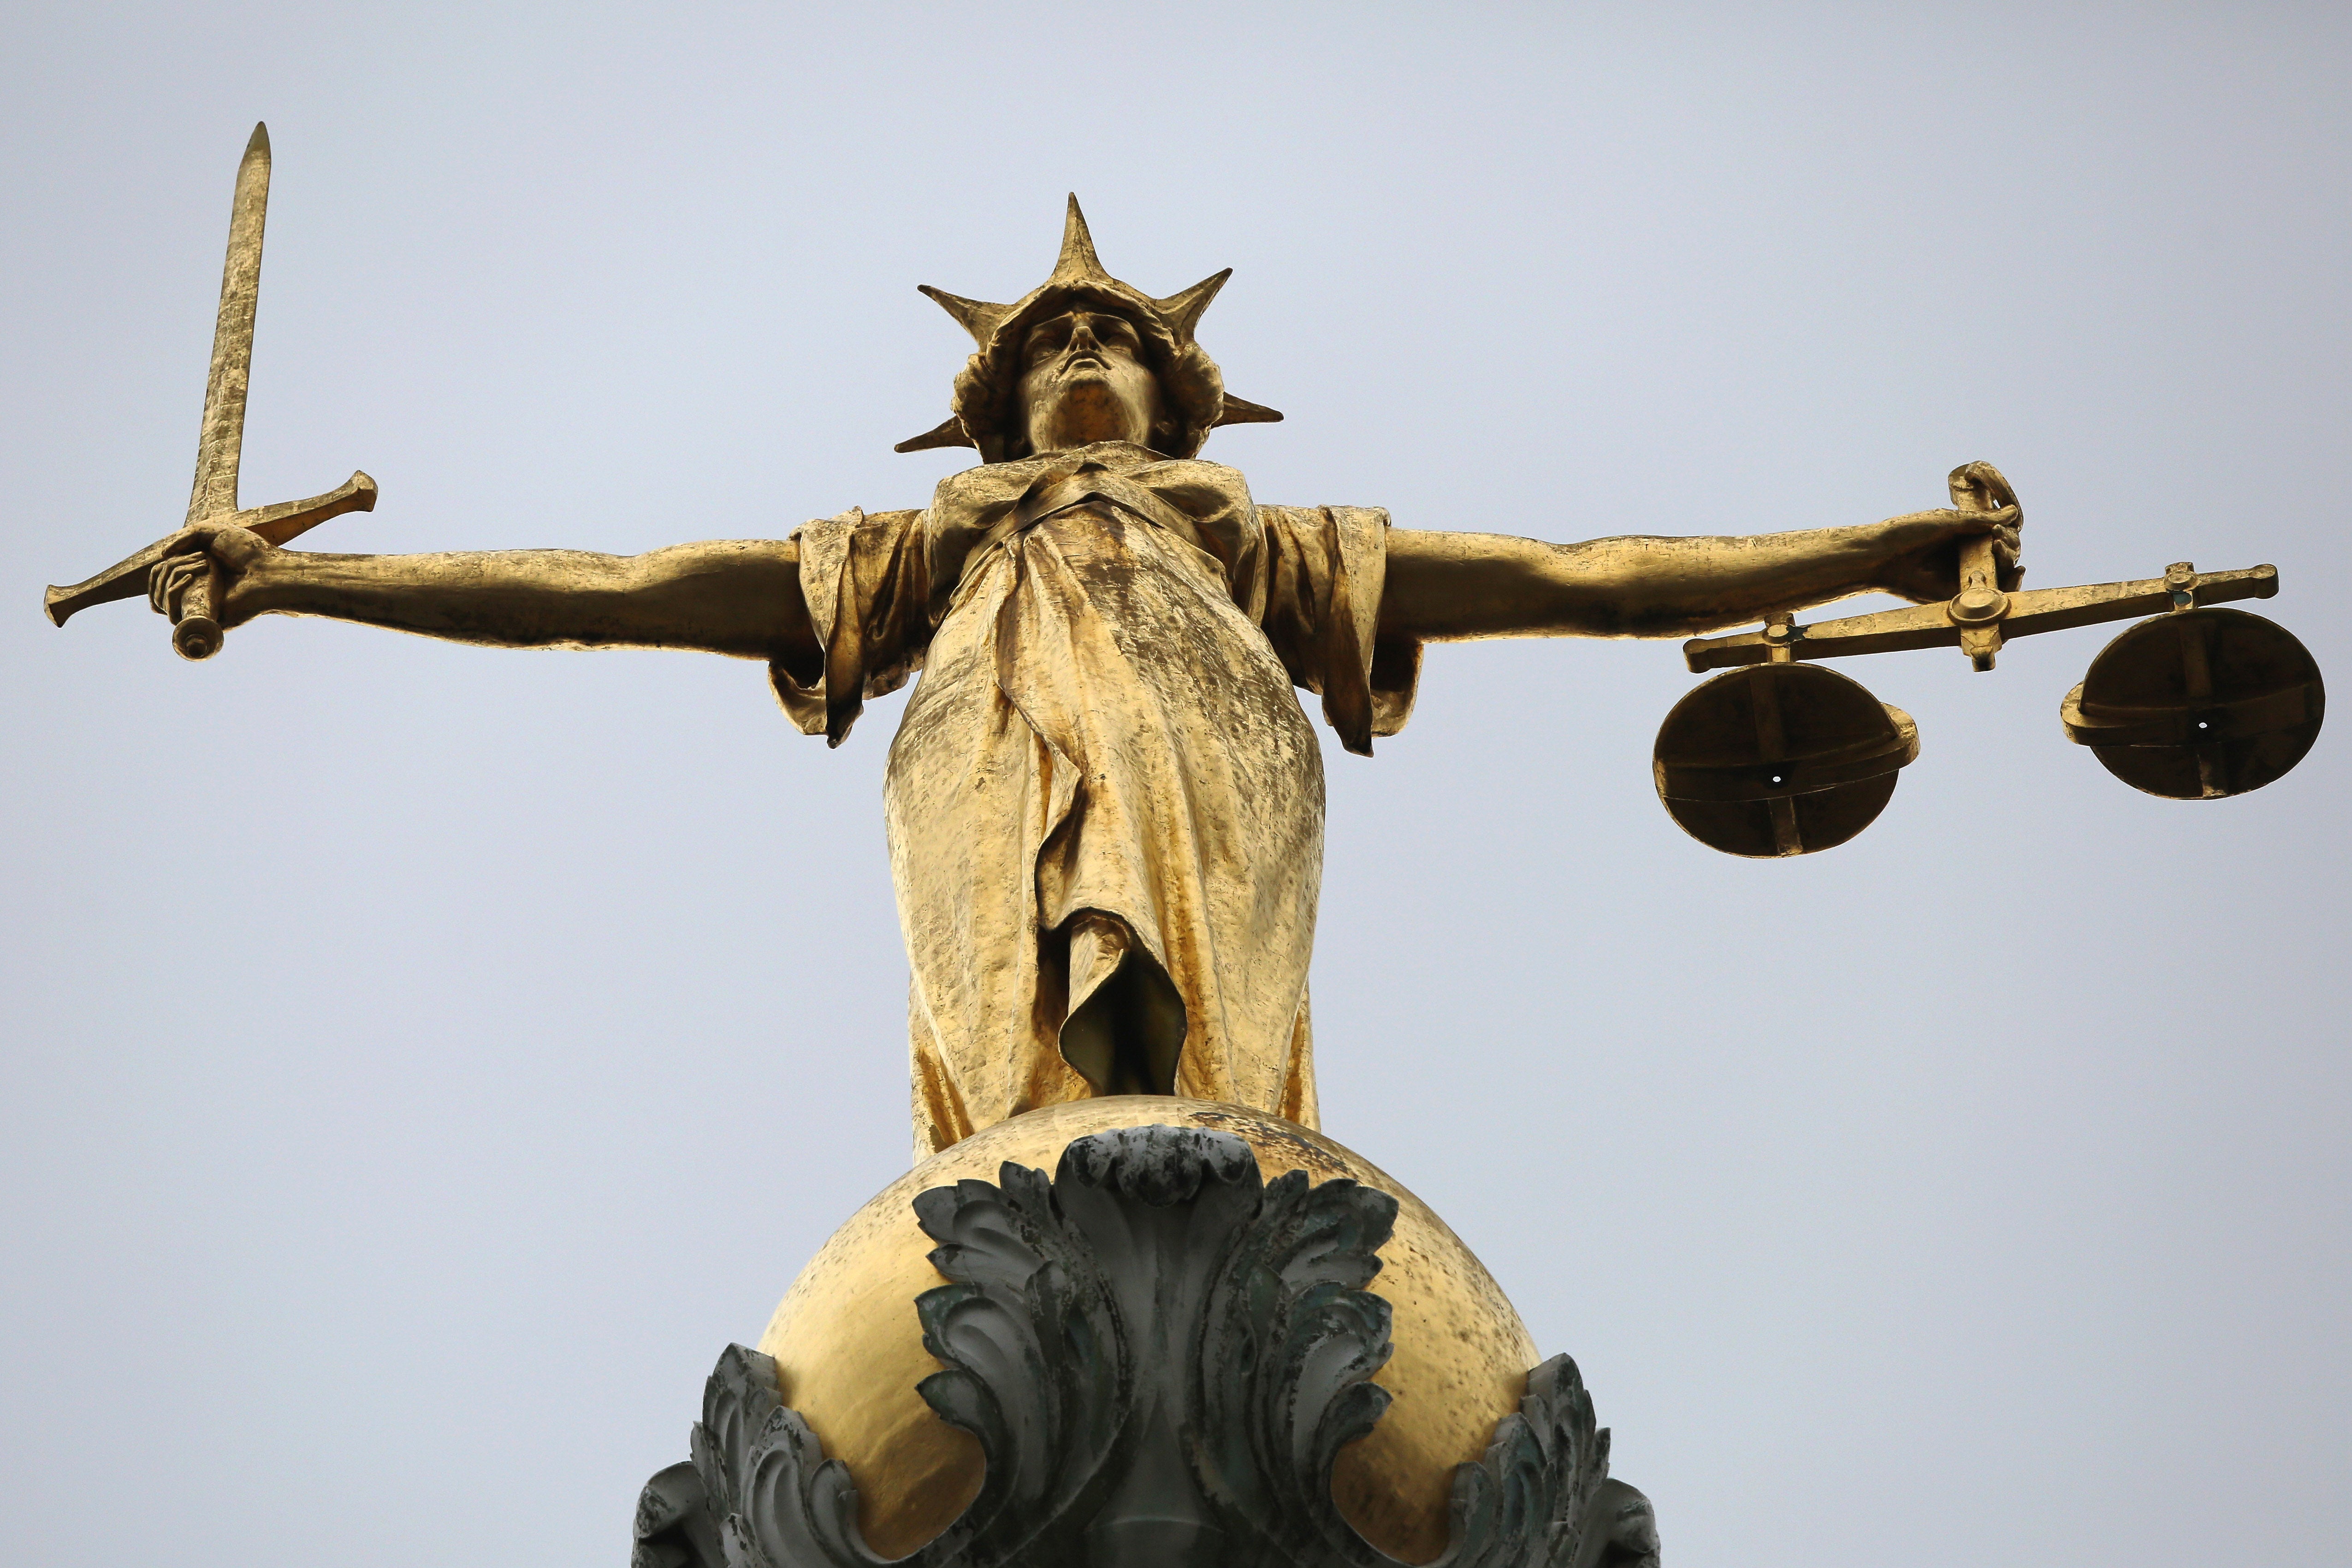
1652, 661, 1919, 858
2061, 604, 2324, 799
632, 1126, 1659, 1568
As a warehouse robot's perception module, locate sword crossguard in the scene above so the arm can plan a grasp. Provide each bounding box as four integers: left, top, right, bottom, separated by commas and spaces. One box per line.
42, 470, 378, 653
228, 469, 380, 547
167, 470, 379, 659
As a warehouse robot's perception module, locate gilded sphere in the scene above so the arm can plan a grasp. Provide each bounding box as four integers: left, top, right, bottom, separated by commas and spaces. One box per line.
756, 1097, 1539, 1563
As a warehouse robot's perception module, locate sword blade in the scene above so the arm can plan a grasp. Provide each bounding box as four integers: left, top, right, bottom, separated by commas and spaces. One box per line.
187, 122, 271, 526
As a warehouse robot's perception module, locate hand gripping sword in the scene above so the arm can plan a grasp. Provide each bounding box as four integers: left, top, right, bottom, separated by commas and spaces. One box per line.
43, 123, 376, 659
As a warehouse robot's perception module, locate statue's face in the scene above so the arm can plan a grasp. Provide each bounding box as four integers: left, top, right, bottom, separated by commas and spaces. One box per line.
1018, 308, 1165, 455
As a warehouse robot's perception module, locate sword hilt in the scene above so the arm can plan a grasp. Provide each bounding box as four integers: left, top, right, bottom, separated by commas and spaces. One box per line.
44, 470, 377, 659
171, 570, 223, 660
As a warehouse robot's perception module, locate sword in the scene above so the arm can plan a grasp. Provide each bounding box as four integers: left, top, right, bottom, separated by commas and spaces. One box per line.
43, 123, 376, 659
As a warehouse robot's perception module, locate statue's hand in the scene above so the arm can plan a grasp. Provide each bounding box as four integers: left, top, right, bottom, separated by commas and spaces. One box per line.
1868, 505, 2023, 604
148, 521, 272, 624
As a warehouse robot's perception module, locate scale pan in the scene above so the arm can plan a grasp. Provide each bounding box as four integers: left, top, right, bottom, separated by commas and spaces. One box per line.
2061, 607, 2323, 800
1653, 662, 1920, 858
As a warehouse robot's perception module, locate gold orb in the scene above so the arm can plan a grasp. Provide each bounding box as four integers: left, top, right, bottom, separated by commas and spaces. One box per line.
756, 1097, 1538, 1564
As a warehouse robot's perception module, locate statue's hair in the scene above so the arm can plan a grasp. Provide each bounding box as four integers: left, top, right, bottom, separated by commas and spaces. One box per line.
942, 282, 1225, 462
896, 198, 1280, 464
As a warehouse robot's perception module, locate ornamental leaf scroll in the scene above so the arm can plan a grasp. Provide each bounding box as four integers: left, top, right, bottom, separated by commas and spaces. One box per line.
631, 1126, 1656, 1568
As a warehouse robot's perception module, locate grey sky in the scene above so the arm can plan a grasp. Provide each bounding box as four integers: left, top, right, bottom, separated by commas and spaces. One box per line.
4, 5, 2347, 1565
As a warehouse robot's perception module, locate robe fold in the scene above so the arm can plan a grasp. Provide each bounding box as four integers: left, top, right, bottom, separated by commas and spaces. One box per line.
770, 442, 1422, 1158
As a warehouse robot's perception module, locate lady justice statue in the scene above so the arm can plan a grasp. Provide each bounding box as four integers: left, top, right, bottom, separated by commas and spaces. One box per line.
59, 133, 2320, 1568
146, 197, 2018, 1163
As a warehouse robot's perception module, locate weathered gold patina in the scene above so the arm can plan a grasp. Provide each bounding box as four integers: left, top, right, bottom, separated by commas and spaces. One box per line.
87, 189, 2020, 1157
757, 1097, 1539, 1564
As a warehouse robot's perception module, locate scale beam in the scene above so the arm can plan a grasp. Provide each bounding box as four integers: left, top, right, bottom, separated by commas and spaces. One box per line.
1683, 562, 2281, 673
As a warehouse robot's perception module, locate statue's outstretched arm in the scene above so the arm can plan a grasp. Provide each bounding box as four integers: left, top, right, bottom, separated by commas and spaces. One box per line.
149, 527, 818, 663
1378, 507, 2021, 642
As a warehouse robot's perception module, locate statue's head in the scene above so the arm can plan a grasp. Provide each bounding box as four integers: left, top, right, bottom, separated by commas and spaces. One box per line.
896, 197, 1281, 463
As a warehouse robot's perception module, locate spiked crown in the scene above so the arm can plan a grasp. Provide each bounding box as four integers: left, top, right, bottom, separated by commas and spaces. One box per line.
896, 196, 1281, 462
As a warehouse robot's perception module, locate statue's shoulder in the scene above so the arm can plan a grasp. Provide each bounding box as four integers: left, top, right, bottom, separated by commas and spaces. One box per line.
1130, 450, 1243, 483
1253, 501, 1392, 532
790, 504, 924, 541
787, 507, 928, 591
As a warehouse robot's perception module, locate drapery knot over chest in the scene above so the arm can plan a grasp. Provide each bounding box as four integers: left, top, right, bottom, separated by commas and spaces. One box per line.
925, 445, 1265, 621
769, 445, 1420, 755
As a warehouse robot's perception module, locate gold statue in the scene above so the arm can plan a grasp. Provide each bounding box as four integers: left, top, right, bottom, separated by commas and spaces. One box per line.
71, 180, 2026, 1160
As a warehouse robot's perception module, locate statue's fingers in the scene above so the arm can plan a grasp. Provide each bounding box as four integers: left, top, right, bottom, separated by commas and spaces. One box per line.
148, 557, 188, 615
161, 559, 203, 621
1995, 527, 2025, 588
1937, 504, 2017, 534
148, 531, 211, 611
1948, 460, 2020, 514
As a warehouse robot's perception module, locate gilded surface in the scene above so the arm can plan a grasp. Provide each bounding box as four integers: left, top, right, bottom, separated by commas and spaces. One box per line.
776, 453, 1399, 1153
755, 1097, 1540, 1564
96, 193, 2020, 1155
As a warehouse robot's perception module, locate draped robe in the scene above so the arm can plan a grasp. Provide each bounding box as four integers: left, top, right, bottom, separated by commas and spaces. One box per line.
770, 442, 1422, 1158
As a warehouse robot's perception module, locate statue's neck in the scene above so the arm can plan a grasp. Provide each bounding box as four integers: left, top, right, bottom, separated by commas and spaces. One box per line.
1006, 438, 1163, 468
